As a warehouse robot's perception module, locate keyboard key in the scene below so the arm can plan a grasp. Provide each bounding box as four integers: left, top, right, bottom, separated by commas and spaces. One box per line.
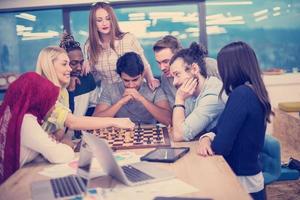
122, 165, 154, 182
50, 179, 60, 198
60, 177, 72, 196
55, 178, 67, 197
51, 175, 85, 198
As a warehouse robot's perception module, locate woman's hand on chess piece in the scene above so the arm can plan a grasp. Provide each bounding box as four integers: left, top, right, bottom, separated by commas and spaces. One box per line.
112, 118, 135, 130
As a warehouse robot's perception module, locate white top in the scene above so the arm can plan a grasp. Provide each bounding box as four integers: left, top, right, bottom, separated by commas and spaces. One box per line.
237, 172, 264, 193
20, 114, 75, 167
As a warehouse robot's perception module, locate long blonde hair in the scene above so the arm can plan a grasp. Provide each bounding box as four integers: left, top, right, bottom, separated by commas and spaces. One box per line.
36, 46, 67, 88
86, 2, 125, 66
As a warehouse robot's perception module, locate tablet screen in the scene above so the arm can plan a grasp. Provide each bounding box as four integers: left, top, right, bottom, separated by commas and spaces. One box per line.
147, 148, 185, 159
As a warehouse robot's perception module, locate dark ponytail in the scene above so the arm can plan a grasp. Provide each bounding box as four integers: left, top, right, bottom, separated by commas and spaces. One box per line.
170, 42, 208, 77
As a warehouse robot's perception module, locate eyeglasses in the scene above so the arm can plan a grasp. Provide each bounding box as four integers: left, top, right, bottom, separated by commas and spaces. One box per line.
69, 60, 84, 67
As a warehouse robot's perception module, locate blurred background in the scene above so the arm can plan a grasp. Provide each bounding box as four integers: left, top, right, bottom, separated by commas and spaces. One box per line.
1, 0, 299, 75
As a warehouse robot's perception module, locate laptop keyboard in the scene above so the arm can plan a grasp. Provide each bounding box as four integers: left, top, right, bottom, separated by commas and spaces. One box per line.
122, 165, 154, 183
50, 175, 85, 198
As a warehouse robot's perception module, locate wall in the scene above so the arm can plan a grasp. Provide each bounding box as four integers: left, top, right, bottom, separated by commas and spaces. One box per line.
264, 73, 300, 134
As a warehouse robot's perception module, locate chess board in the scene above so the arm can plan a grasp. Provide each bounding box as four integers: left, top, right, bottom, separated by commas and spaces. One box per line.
88, 124, 171, 150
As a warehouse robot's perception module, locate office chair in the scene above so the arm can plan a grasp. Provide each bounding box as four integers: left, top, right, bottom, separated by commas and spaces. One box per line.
259, 134, 281, 185
259, 134, 299, 184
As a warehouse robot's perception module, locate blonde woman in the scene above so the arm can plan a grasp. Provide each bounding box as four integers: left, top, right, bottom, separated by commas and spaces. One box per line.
36, 46, 135, 139
84, 2, 159, 90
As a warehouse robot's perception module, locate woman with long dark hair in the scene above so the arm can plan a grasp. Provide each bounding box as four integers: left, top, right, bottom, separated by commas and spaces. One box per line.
198, 41, 272, 200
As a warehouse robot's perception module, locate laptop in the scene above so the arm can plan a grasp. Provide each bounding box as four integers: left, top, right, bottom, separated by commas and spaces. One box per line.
31, 140, 92, 200
82, 131, 175, 186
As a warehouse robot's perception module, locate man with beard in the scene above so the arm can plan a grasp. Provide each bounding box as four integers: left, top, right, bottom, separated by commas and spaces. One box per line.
59, 33, 97, 116
169, 42, 225, 142
153, 35, 219, 115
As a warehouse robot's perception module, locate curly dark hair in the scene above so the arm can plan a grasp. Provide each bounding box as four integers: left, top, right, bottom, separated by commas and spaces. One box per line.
59, 33, 81, 53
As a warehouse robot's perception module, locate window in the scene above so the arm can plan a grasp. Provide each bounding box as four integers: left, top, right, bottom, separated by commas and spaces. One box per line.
206, 0, 300, 72
70, 4, 200, 76
0, 9, 63, 73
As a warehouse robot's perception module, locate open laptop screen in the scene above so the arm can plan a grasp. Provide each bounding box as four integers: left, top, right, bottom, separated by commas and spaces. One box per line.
77, 139, 93, 188
31, 139, 94, 200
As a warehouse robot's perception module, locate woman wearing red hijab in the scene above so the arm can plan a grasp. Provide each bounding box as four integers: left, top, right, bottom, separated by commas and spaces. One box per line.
0, 72, 75, 184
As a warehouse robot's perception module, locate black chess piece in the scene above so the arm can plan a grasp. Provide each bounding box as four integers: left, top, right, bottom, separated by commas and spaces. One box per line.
156, 131, 162, 141
146, 136, 151, 144
135, 128, 141, 143
155, 124, 160, 136
136, 136, 140, 142
156, 135, 161, 141
137, 121, 142, 136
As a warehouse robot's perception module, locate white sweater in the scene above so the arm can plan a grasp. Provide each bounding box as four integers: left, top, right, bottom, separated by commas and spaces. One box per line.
19, 114, 75, 167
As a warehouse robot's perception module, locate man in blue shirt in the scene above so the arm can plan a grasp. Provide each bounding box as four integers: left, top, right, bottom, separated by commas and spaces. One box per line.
169, 42, 225, 142
93, 52, 171, 126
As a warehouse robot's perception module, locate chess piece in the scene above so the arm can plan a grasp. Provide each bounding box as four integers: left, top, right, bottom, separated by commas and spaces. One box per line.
108, 130, 112, 140
130, 128, 134, 138
124, 131, 131, 143
137, 121, 142, 136
111, 127, 115, 135
155, 124, 160, 136
146, 136, 151, 144
117, 129, 123, 140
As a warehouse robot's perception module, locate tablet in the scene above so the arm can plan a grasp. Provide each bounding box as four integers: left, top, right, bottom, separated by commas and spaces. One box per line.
140, 147, 190, 163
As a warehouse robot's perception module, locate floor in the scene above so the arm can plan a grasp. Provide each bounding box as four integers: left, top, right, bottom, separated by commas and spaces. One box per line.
266, 180, 300, 200
265, 134, 300, 200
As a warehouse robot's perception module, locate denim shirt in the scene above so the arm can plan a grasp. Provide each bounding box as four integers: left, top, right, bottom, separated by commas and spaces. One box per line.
182, 76, 226, 141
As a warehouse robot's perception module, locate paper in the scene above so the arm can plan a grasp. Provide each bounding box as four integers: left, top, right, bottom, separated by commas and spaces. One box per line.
97, 179, 198, 200
39, 151, 140, 178
66, 188, 104, 200
38, 164, 75, 178
114, 151, 141, 165
38, 152, 198, 199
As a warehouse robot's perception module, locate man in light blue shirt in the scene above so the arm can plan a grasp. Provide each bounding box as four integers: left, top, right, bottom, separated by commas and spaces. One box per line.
93, 52, 171, 126
169, 42, 225, 142
153, 35, 220, 116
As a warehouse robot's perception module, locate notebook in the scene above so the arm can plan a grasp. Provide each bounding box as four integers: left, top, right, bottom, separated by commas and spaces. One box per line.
31, 140, 92, 200
82, 131, 175, 186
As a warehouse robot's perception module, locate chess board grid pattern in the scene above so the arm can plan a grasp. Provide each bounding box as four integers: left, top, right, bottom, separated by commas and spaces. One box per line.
90, 126, 171, 150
